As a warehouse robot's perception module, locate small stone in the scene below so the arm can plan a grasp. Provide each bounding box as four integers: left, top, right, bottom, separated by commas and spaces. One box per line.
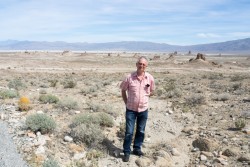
64, 136, 73, 142
27, 132, 36, 138
36, 132, 42, 136
0, 113, 5, 120
191, 147, 200, 152
75, 111, 81, 114
37, 110, 44, 114
200, 155, 207, 161
171, 148, 180, 156
73, 153, 85, 160
35, 145, 45, 154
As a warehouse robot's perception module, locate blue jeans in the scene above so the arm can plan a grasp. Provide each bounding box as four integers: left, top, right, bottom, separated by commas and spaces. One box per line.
123, 108, 148, 154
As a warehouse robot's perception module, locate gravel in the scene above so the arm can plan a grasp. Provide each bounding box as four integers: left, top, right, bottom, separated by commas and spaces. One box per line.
0, 120, 29, 167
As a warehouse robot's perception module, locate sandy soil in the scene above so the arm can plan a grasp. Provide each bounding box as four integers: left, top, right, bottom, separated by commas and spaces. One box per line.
0, 51, 249, 167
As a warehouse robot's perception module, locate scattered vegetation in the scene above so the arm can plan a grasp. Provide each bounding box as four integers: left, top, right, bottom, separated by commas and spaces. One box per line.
235, 118, 246, 130
211, 93, 230, 101
8, 78, 26, 90
230, 74, 246, 82
39, 94, 59, 104
62, 77, 77, 88
70, 123, 103, 148
185, 94, 206, 106
56, 97, 78, 110
42, 158, 60, 167
0, 89, 18, 99
86, 149, 104, 160
97, 112, 114, 127
71, 113, 101, 128
25, 113, 56, 134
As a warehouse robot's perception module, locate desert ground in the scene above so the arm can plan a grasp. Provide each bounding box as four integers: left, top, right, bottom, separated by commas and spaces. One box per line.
0, 51, 249, 167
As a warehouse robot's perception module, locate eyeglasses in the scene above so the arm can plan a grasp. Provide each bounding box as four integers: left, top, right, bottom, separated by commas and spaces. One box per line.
138, 63, 147, 66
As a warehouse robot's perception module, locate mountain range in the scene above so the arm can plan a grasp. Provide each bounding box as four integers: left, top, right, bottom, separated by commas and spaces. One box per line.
0, 38, 250, 54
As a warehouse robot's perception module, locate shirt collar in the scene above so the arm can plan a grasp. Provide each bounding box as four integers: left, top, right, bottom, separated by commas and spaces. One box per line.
132, 71, 148, 78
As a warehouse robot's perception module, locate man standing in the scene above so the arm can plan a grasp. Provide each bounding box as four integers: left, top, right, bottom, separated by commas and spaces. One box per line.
120, 56, 155, 162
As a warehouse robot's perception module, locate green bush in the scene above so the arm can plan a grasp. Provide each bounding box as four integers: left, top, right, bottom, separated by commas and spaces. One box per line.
208, 73, 223, 80
42, 158, 60, 167
39, 94, 59, 104
80, 86, 98, 95
48, 79, 58, 87
70, 123, 103, 148
97, 112, 114, 127
8, 78, 26, 90
212, 93, 230, 101
62, 78, 77, 88
166, 89, 182, 98
235, 118, 246, 130
0, 89, 18, 99
185, 94, 206, 106
230, 74, 246, 82
56, 97, 78, 110
71, 113, 101, 128
25, 113, 56, 134
86, 149, 104, 160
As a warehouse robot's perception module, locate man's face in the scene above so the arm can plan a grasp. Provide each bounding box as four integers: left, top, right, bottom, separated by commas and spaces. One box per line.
136, 59, 148, 72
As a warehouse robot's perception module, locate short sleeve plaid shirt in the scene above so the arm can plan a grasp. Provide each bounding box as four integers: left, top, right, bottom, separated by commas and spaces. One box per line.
120, 72, 155, 112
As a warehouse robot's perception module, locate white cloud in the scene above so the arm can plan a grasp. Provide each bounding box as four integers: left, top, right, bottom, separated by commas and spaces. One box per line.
197, 33, 221, 38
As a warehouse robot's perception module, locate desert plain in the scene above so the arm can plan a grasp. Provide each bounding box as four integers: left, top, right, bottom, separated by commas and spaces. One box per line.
0, 51, 249, 167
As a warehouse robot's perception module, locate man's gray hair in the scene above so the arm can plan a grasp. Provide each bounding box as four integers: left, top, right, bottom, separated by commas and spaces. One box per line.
137, 56, 148, 63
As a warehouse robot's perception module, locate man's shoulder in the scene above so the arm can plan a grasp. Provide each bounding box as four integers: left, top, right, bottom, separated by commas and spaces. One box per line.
145, 72, 154, 79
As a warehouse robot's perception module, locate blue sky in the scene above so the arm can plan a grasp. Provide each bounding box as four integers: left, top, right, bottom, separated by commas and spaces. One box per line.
0, 0, 250, 45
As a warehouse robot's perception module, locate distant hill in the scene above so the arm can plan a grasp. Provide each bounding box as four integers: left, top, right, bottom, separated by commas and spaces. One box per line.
0, 38, 250, 53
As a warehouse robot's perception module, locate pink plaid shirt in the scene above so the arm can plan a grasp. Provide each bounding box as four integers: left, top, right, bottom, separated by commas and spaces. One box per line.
120, 72, 155, 112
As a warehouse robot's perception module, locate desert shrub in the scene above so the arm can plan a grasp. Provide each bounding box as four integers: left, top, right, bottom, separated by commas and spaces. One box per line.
103, 80, 112, 86
48, 79, 58, 87
208, 73, 223, 80
230, 83, 242, 91
62, 78, 77, 88
8, 78, 26, 90
234, 89, 245, 95
117, 122, 126, 138
18, 96, 31, 111
39, 94, 59, 104
88, 102, 118, 117
40, 84, 49, 88
70, 123, 103, 148
185, 94, 206, 106
156, 88, 164, 97
181, 105, 191, 113
212, 93, 230, 101
80, 86, 98, 95
56, 97, 78, 110
71, 113, 101, 128
42, 158, 60, 167
166, 89, 182, 98
69, 160, 86, 167
235, 118, 246, 130
0, 89, 18, 99
230, 74, 246, 82
25, 113, 56, 134
209, 81, 223, 90
86, 149, 104, 160
88, 102, 101, 112
97, 112, 114, 127
163, 79, 176, 91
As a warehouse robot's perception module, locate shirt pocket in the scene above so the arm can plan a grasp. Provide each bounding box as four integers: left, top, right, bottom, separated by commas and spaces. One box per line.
144, 83, 150, 94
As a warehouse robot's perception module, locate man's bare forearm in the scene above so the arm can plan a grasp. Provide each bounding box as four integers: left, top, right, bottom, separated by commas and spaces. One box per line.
121, 90, 127, 104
